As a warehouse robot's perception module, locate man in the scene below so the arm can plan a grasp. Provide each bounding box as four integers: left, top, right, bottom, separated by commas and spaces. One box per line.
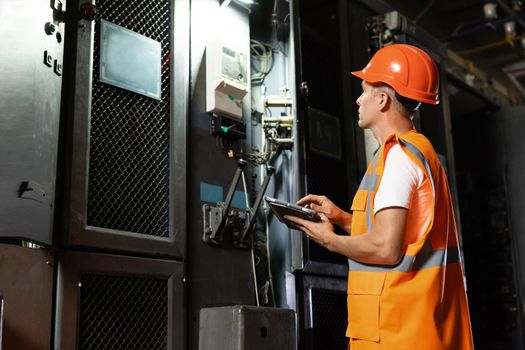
285, 44, 474, 349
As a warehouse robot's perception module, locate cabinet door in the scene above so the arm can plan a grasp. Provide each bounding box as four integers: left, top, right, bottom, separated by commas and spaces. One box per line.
62, 0, 189, 257
56, 251, 185, 350
0, 0, 66, 244
0, 244, 54, 349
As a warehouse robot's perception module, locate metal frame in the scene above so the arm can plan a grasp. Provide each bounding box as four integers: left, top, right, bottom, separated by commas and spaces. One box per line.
299, 274, 347, 330
291, 0, 394, 277
291, 0, 354, 277
55, 251, 185, 350
62, 0, 189, 258
296, 273, 348, 350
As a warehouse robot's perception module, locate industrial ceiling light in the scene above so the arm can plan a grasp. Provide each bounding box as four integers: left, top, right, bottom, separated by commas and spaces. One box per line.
512, 0, 523, 11
464, 73, 476, 87
483, 2, 498, 19
504, 21, 517, 37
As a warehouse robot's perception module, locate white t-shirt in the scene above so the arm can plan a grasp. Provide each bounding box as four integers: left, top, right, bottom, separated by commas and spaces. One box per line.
373, 144, 432, 244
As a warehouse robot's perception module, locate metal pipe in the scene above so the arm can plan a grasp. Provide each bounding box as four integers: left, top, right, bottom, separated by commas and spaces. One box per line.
264, 116, 294, 123
444, 12, 525, 42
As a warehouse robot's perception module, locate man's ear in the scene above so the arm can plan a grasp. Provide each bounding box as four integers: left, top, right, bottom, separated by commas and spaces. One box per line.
378, 91, 391, 112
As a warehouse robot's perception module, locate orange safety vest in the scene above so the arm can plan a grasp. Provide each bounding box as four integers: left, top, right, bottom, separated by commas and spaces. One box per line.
347, 130, 474, 350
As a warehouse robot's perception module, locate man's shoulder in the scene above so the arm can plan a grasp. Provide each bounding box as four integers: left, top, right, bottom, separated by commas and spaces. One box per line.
399, 131, 437, 158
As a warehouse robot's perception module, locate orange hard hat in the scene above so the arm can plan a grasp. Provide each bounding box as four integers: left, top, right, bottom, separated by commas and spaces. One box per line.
351, 44, 440, 105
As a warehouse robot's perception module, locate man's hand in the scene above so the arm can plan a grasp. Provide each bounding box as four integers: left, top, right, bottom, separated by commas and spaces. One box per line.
287, 207, 408, 265
297, 194, 352, 231
284, 213, 337, 252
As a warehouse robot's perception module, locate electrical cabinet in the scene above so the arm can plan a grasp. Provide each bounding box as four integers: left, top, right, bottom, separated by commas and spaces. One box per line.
62, 0, 189, 257
297, 274, 348, 350
454, 106, 525, 349
56, 251, 185, 350
0, 0, 66, 244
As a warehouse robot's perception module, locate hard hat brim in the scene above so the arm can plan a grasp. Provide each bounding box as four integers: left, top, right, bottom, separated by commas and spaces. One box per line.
351, 70, 440, 105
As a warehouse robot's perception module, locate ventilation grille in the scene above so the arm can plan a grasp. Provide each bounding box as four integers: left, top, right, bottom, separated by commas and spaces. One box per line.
87, 0, 171, 236
78, 273, 168, 350
311, 289, 348, 350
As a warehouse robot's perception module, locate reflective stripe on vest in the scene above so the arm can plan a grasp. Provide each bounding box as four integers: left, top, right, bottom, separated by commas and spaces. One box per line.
358, 173, 379, 191
348, 239, 460, 272
348, 137, 449, 273
362, 151, 380, 233
399, 138, 436, 201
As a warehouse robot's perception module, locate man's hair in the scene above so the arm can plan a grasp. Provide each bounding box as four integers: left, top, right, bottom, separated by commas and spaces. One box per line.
370, 83, 420, 117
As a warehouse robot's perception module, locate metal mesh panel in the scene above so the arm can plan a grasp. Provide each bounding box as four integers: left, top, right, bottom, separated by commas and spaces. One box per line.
78, 273, 168, 350
87, 0, 171, 236
311, 290, 348, 350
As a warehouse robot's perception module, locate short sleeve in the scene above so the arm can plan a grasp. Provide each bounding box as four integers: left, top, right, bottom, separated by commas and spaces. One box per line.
374, 144, 424, 214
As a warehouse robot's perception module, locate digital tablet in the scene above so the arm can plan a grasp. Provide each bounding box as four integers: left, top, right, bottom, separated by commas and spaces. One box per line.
265, 196, 321, 230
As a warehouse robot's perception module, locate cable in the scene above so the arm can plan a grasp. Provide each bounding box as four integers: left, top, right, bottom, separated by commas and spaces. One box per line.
241, 171, 251, 210
251, 241, 260, 307
265, 207, 277, 306
456, 38, 510, 55
456, 33, 525, 55
217, 134, 271, 165
242, 168, 260, 307
251, 40, 274, 84
414, 0, 435, 24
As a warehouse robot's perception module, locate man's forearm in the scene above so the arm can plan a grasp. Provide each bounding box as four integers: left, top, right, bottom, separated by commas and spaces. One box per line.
329, 231, 402, 265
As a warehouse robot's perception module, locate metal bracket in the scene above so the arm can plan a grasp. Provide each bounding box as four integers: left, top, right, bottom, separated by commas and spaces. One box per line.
201, 159, 275, 249
231, 208, 251, 248
237, 165, 275, 245
202, 203, 251, 247
202, 204, 224, 245
202, 159, 248, 246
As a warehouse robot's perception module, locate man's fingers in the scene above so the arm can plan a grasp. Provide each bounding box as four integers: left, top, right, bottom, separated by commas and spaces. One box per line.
296, 195, 314, 206
284, 215, 306, 226
310, 203, 323, 212
297, 194, 322, 206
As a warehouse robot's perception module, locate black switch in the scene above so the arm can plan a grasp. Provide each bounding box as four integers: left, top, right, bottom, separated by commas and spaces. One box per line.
43, 50, 53, 67
54, 59, 62, 76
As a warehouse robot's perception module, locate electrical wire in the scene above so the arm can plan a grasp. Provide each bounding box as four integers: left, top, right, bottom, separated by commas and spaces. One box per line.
258, 125, 277, 306
265, 207, 277, 306
251, 237, 261, 307
217, 134, 272, 165
457, 38, 511, 55
456, 33, 525, 55
414, 0, 435, 24
241, 171, 251, 210
251, 40, 274, 84
242, 168, 260, 307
